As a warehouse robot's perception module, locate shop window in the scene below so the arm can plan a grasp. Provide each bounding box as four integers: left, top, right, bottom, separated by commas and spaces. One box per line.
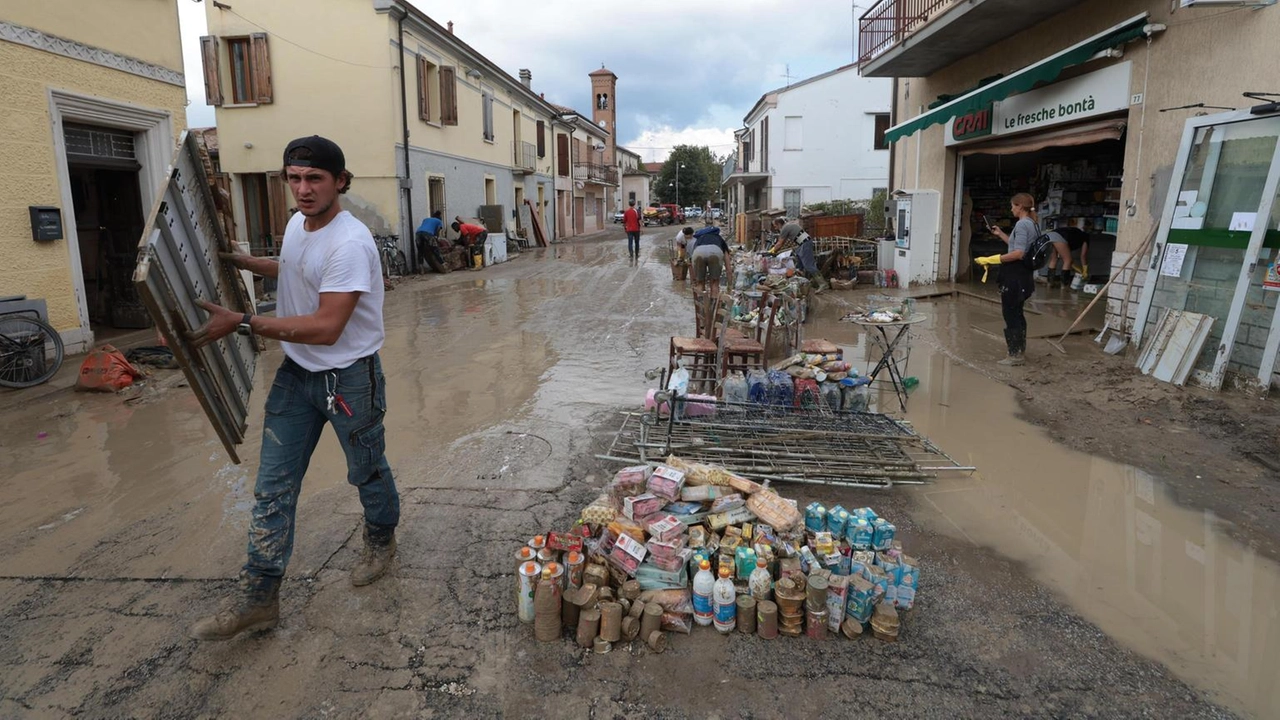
874, 114, 891, 150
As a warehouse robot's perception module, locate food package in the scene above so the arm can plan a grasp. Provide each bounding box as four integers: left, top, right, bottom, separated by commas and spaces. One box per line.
804, 502, 827, 533
547, 531, 583, 554
876, 552, 902, 584
623, 493, 664, 521
826, 574, 850, 632
727, 474, 765, 495
821, 360, 851, 373
664, 456, 717, 487
735, 546, 757, 580
748, 490, 802, 532
664, 501, 703, 516
813, 531, 836, 556
646, 536, 686, 560
778, 557, 804, 583
846, 575, 876, 623
896, 555, 919, 610
872, 519, 897, 551
648, 552, 686, 573
635, 560, 689, 590
709, 493, 746, 513
608, 517, 646, 544
580, 495, 617, 526
827, 505, 849, 537
681, 485, 731, 502
848, 518, 874, 550
866, 565, 891, 602
661, 612, 692, 634
638, 588, 694, 614
647, 466, 686, 501
720, 533, 742, 553
609, 465, 652, 501
675, 512, 711, 526
753, 524, 776, 546
646, 514, 685, 543
854, 507, 879, 523
851, 550, 876, 579
771, 353, 805, 371
687, 526, 708, 548
609, 533, 648, 576
708, 506, 756, 530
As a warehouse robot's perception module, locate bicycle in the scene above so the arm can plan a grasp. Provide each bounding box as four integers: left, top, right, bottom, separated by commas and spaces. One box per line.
0, 308, 65, 389
374, 234, 408, 278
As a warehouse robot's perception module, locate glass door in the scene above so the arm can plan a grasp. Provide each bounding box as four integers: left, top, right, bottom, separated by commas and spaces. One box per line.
1134, 111, 1280, 389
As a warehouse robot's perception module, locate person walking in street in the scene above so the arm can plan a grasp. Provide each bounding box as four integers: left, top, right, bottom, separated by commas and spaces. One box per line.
186, 136, 400, 640
690, 225, 731, 297
769, 218, 829, 292
416, 210, 447, 274
985, 193, 1041, 366
623, 199, 642, 260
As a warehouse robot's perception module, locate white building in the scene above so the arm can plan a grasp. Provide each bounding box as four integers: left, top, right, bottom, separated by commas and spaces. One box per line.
617, 146, 650, 213
724, 64, 892, 217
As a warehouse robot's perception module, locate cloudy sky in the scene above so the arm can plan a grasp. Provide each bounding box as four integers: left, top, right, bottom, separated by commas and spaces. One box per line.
178, 0, 864, 162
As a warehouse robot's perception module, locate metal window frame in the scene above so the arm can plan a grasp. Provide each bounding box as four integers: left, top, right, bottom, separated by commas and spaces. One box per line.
133, 131, 259, 462
1132, 108, 1280, 390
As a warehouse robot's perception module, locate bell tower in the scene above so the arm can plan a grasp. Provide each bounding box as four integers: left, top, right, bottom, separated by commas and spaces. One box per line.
589, 65, 617, 164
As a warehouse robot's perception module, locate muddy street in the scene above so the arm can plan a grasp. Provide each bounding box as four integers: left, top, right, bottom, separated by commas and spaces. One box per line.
0, 228, 1272, 718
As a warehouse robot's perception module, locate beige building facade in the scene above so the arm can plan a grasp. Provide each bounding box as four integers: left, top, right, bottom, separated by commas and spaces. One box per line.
204, 0, 563, 263
865, 0, 1280, 387
0, 0, 187, 351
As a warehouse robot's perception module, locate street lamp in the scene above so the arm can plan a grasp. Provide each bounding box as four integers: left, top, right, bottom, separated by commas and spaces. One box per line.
675, 163, 685, 207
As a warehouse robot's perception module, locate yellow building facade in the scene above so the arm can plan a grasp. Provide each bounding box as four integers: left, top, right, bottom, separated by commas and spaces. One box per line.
0, 0, 187, 351
204, 0, 572, 261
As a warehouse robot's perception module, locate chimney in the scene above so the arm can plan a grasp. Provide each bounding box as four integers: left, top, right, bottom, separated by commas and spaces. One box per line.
447, 21, 454, 34
519, 69, 532, 89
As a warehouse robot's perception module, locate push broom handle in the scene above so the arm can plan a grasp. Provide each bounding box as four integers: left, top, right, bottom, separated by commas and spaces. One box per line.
1051, 229, 1157, 347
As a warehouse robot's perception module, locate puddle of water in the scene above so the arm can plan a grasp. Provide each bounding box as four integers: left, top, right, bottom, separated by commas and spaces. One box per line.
809, 298, 1280, 718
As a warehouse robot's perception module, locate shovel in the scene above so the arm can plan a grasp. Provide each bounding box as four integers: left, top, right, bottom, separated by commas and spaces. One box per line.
1046, 228, 1156, 355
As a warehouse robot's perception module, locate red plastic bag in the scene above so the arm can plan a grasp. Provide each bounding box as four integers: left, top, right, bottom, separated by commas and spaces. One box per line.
76, 345, 144, 392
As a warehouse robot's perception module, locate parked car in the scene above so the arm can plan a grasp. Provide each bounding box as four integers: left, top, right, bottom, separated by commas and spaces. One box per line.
658, 204, 685, 224
711, 208, 724, 220
612, 210, 626, 224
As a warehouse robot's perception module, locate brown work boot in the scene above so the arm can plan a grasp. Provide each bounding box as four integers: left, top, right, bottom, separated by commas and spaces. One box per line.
351, 529, 397, 587
190, 575, 279, 641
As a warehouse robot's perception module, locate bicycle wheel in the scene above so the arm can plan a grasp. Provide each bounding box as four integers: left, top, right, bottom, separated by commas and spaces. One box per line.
392, 250, 408, 277
0, 314, 64, 388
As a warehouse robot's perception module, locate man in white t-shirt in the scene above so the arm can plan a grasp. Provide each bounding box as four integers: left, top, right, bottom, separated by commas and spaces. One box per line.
186, 136, 400, 640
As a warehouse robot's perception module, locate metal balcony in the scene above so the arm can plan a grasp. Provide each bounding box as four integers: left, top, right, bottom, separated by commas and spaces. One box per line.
513, 141, 536, 174
858, 0, 1089, 78
573, 162, 618, 186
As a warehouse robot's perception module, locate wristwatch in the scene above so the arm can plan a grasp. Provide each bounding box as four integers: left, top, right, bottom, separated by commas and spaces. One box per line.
236, 313, 253, 336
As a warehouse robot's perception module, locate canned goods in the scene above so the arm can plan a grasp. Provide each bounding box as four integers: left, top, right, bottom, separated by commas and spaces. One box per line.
528, 535, 547, 551
565, 551, 585, 589
517, 561, 542, 623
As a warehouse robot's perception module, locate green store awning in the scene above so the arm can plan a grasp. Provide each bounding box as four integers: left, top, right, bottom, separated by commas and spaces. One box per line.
884, 13, 1150, 144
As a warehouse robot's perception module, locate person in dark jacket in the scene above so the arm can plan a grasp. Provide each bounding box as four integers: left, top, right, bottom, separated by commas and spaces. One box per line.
987, 193, 1040, 366
689, 226, 731, 296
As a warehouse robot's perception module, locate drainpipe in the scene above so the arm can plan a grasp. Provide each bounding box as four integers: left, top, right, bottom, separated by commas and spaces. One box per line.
396, 6, 416, 270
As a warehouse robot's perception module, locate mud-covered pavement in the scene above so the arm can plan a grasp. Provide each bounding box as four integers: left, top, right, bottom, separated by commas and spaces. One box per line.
0, 228, 1273, 718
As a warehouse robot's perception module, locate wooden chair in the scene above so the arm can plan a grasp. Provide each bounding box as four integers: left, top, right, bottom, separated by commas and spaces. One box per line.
721, 294, 778, 381
670, 291, 721, 393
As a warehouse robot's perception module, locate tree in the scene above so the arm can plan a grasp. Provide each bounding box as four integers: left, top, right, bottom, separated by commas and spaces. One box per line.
654, 145, 721, 207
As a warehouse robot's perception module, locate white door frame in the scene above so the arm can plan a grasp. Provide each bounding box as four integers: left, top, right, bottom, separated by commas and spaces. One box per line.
949, 155, 966, 281
1132, 108, 1280, 389
48, 88, 174, 353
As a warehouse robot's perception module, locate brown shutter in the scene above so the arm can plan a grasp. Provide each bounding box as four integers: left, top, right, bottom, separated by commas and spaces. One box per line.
761, 118, 768, 172
536, 120, 545, 157
557, 133, 569, 176
250, 33, 272, 103
416, 55, 429, 121
440, 66, 458, 125
266, 171, 289, 240
200, 35, 223, 107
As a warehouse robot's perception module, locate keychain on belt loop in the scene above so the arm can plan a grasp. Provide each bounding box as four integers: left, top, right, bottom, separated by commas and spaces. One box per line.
325, 372, 353, 417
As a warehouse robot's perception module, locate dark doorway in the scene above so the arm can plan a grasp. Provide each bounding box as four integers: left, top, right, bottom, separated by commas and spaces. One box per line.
67, 164, 148, 333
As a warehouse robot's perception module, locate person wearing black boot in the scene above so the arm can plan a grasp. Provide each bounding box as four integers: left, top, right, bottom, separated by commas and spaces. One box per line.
187, 136, 400, 640
989, 193, 1040, 366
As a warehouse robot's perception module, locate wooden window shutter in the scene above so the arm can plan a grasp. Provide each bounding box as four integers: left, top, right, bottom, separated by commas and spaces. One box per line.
536, 120, 545, 157
200, 35, 223, 107
440, 66, 458, 125
250, 33, 272, 103
416, 55, 429, 121
761, 118, 768, 172
266, 171, 289, 239
557, 134, 569, 176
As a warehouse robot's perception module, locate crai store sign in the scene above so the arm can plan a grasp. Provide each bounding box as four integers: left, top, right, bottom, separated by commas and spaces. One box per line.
945, 62, 1132, 146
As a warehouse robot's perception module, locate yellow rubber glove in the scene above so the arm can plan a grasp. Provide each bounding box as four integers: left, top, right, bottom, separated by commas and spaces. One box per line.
975, 254, 1002, 283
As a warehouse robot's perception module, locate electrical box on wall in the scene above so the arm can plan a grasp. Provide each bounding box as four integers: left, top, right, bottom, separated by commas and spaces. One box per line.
891, 190, 941, 287
29, 206, 62, 241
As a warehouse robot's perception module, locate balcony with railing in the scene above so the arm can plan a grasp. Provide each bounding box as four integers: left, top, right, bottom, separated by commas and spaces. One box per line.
858, 0, 1088, 78
513, 141, 536, 174
573, 162, 618, 186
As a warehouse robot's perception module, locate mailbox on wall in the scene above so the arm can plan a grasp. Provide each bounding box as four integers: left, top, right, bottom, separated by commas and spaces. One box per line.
29, 206, 63, 242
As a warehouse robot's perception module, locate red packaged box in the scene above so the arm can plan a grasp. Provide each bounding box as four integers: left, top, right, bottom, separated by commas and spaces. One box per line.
623, 493, 665, 520
646, 514, 685, 543
609, 532, 647, 575
646, 536, 687, 560
547, 531, 584, 553
647, 466, 686, 501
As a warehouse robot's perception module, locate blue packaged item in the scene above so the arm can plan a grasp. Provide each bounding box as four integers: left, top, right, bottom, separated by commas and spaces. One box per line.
804, 502, 827, 533
827, 505, 848, 537
665, 501, 703, 515
747, 369, 769, 404
854, 507, 879, 523
846, 575, 876, 623
872, 519, 896, 551
765, 369, 794, 407
849, 518, 873, 550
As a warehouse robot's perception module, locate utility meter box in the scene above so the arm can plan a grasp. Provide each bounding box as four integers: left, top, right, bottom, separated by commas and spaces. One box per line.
892, 190, 941, 287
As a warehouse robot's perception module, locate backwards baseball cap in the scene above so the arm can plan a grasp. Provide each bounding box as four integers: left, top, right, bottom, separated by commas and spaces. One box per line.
283, 135, 346, 177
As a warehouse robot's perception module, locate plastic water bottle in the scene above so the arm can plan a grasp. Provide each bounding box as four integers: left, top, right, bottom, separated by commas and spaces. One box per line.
712, 566, 736, 634
693, 560, 714, 627
748, 558, 773, 602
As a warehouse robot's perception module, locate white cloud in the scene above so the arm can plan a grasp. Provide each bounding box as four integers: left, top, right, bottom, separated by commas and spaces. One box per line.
624, 126, 737, 164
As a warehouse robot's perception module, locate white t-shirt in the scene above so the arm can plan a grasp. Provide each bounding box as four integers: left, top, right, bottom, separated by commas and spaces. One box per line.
277, 211, 385, 371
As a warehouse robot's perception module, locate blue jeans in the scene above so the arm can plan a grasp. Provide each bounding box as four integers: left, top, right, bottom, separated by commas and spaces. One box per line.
244, 354, 399, 582
627, 231, 640, 256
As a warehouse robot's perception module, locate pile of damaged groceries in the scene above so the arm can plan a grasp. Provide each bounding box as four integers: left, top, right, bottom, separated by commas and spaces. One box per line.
721, 351, 872, 413
842, 297, 917, 325
515, 457, 920, 654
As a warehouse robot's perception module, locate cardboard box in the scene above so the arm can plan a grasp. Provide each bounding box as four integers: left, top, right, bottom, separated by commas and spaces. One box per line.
647, 465, 686, 501
610, 533, 648, 575
623, 493, 664, 521
646, 514, 685, 543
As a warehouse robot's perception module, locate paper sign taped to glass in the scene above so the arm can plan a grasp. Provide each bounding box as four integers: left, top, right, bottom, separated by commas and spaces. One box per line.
132, 131, 259, 463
